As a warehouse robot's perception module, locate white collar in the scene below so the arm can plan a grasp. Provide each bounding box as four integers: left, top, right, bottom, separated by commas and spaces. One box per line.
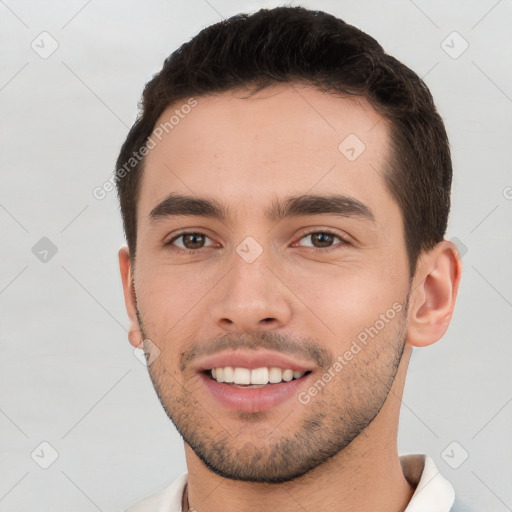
402, 454, 455, 512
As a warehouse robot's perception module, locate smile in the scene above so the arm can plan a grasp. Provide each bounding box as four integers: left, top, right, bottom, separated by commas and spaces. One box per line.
194, 350, 316, 412
209, 366, 310, 387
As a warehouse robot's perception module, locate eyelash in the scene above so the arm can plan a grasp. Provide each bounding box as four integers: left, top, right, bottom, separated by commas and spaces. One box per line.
165, 229, 349, 254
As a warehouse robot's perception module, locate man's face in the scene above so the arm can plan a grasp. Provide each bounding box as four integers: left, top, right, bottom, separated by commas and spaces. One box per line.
130, 83, 412, 482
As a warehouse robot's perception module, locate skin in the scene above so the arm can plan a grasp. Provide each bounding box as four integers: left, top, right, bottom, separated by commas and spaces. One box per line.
119, 83, 462, 512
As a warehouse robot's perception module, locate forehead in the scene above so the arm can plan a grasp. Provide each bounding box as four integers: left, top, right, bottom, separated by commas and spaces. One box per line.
138, 83, 392, 222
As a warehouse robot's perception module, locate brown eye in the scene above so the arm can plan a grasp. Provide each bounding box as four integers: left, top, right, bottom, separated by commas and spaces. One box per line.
298, 231, 345, 250
310, 233, 336, 248
168, 232, 214, 251
181, 233, 206, 249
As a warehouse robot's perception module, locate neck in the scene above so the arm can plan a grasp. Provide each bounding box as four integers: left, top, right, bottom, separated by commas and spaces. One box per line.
184, 347, 414, 512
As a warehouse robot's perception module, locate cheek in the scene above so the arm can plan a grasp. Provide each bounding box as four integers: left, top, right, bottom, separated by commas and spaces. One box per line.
286, 261, 406, 346
134, 263, 209, 339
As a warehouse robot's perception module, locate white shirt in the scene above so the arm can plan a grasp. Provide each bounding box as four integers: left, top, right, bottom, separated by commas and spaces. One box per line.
125, 454, 455, 512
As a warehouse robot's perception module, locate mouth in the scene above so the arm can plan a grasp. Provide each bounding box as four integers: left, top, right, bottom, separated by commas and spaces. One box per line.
195, 350, 316, 413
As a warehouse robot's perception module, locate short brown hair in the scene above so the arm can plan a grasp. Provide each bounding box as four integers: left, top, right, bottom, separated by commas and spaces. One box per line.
115, 6, 452, 276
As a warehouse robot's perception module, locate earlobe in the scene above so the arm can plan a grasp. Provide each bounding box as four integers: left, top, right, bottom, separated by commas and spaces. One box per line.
118, 246, 144, 348
406, 240, 462, 348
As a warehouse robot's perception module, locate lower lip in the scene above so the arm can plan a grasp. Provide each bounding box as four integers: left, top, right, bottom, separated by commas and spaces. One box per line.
200, 372, 312, 413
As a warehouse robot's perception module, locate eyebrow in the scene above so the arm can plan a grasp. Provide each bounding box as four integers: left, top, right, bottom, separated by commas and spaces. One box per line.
149, 193, 375, 224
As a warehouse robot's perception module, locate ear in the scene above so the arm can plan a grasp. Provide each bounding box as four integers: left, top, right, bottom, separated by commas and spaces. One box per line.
406, 240, 462, 348
118, 246, 144, 348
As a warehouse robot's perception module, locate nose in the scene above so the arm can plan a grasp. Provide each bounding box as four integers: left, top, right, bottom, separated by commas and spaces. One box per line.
209, 243, 293, 333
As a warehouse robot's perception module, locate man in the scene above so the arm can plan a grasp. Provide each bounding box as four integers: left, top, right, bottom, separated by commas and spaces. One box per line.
117, 6, 463, 511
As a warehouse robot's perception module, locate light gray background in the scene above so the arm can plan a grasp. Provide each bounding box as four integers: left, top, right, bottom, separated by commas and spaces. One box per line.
1, 0, 511, 510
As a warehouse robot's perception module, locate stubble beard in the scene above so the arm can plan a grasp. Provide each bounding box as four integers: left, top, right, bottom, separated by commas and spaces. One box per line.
137, 296, 409, 483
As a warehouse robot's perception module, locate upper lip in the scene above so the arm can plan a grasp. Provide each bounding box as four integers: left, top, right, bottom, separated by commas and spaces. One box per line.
194, 350, 316, 373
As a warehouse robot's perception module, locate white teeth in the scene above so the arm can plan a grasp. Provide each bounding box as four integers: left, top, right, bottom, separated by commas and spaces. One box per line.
210, 366, 306, 385
223, 366, 234, 383
282, 369, 293, 382
269, 367, 282, 383
251, 367, 269, 385
233, 367, 251, 385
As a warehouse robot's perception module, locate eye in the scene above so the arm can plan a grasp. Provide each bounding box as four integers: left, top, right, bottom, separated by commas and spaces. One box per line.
295, 230, 348, 251
165, 229, 348, 254
166, 231, 215, 251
